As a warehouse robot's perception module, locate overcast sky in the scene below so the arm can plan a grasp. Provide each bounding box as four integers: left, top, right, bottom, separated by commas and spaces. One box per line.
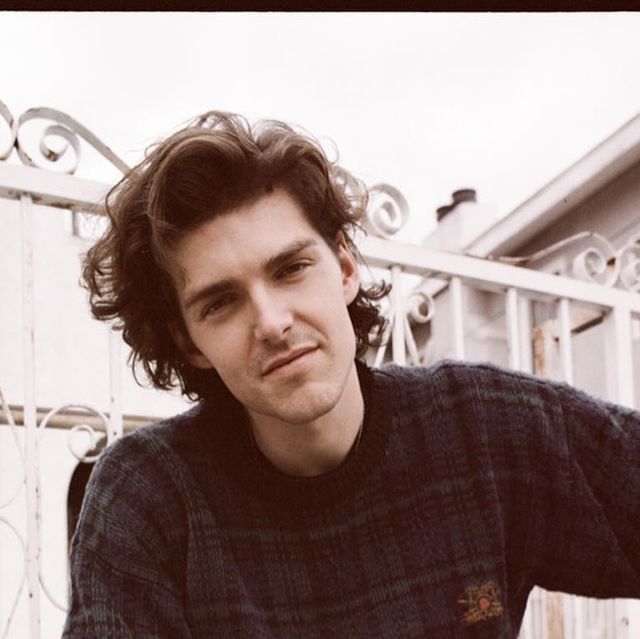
2, 12, 640, 242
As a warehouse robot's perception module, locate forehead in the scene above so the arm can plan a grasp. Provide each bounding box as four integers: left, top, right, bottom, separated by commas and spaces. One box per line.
170, 188, 329, 290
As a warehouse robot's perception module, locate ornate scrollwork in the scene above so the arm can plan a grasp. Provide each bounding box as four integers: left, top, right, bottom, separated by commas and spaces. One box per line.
0, 388, 29, 636
38, 404, 110, 463
0, 388, 25, 510
407, 288, 436, 324
494, 231, 622, 288
363, 183, 410, 239
36, 405, 109, 612
0, 516, 27, 638
616, 234, 640, 292
569, 234, 618, 287
369, 281, 434, 367
0, 99, 15, 161
332, 165, 367, 219
0, 99, 129, 176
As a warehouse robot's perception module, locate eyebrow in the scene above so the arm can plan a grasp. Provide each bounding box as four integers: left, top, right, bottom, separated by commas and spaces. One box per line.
183, 238, 319, 311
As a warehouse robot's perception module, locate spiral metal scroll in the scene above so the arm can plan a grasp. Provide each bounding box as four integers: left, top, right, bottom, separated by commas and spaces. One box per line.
0, 389, 26, 509
616, 234, 640, 292
0, 517, 27, 639
0, 399, 110, 620
0, 100, 15, 161
0, 99, 129, 175
494, 231, 621, 288
570, 234, 619, 288
0, 389, 28, 639
364, 184, 410, 239
33, 404, 109, 614
407, 288, 436, 324
372, 284, 435, 367
38, 404, 110, 463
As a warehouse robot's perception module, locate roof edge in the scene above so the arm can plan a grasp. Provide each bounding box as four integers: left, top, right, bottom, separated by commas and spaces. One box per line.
467, 111, 640, 258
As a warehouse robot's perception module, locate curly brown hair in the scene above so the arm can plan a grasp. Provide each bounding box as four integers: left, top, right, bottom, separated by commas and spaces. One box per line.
82, 111, 390, 401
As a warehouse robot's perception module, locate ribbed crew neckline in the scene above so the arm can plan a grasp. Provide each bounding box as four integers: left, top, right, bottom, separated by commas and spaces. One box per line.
201, 359, 397, 509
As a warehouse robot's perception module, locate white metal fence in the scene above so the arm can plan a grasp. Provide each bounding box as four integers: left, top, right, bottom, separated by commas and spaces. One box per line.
1, 103, 639, 638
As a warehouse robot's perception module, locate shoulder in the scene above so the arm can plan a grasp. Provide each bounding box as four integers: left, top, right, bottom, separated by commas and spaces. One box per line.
376, 358, 552, 396
91, 404, 205, 478
81, 404, 208, 520
74, 405, 207, 555
374, 359, 565, 432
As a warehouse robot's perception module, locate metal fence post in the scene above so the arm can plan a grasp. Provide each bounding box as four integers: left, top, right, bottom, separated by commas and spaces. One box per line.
20, 193, 41, 639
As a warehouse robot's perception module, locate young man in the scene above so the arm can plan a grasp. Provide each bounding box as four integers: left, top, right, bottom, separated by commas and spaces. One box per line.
64, 112, 640, 638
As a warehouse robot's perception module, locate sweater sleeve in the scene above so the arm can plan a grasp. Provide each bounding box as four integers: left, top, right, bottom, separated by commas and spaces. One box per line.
62, 433, 193, 638
62, 547, 192, 638
525, 377, 640, 598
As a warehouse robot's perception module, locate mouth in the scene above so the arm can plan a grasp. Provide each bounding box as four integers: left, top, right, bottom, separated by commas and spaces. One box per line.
263, 346, 318, 376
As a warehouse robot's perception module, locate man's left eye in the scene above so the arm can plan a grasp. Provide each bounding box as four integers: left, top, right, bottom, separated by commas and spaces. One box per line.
280, 262, 310, 277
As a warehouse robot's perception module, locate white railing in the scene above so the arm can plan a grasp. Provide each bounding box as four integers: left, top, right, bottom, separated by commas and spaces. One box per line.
361, 234, 640, 407
1, 102, 639, 639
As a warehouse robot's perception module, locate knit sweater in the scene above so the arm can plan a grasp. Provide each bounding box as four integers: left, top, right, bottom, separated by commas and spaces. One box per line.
63, 359, 640, 638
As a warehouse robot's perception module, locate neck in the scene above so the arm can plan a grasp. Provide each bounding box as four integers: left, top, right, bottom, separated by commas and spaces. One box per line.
247, 363, 364, 477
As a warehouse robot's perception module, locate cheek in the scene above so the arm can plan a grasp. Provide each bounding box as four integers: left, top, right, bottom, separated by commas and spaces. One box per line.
313, 283, 354, 327
192, 322, 248, 371
325, 298, 357, 345
316, 278, 347, 308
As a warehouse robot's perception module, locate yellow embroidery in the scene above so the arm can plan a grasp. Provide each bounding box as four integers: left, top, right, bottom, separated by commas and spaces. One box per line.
457, 581, 504, 625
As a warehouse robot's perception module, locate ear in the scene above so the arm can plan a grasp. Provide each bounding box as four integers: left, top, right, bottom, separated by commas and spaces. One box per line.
336, 233, 360, 305
169, 323, 214, 370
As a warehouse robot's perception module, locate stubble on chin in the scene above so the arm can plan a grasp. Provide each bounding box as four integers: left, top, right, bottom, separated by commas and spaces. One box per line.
250, 378, 341, 427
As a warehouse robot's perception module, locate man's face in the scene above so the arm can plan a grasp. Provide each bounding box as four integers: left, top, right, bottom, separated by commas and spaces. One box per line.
171, 188, 360, 426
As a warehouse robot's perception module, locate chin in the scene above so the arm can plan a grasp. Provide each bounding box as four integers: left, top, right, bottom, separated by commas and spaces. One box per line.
278, 399, 337, 425
264, 387, 340, 425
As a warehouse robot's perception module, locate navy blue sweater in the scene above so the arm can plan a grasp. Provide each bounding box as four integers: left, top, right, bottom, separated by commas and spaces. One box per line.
63, 360, 640, 638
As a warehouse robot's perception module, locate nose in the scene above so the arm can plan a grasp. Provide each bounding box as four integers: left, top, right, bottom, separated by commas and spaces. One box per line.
251, 288, 293, 343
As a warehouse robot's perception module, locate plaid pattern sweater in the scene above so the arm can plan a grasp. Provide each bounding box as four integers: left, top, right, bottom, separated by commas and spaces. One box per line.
63, 360, 640, 638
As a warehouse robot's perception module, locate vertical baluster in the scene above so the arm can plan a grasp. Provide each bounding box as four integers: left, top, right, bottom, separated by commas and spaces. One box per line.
576, 595, 587, 639
604, 597, 616, 639
529, 587, 548, 639
518, 296, 533, 374
623, 599, 639, 639
108, 330, 123, 443
390, 266, 405, 365
20, 194, 40, 639
373, 339, 388, 368
603, 305, 634, 407
505, 288, 521, 371
570, 595, 583, 639
557, 298, 574, 385
549, 299, 578, 639
450, 276, 465, 360
518, 599, 534, 639
403, 315, 421, 366
547, 591, 564, 639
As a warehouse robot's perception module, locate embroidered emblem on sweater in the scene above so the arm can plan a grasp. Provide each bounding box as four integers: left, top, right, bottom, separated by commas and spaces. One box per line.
457, 581, 504, 625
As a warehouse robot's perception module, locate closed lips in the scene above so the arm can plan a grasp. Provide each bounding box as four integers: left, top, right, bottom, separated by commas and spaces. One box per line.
263, 347, 317, 375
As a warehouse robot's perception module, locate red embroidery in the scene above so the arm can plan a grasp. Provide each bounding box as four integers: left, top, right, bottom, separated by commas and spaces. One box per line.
457, 581, 504, 625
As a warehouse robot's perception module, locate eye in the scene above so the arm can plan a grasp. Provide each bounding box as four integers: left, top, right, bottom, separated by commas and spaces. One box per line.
279, 261, 311, 278
200, 295, 235, 319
